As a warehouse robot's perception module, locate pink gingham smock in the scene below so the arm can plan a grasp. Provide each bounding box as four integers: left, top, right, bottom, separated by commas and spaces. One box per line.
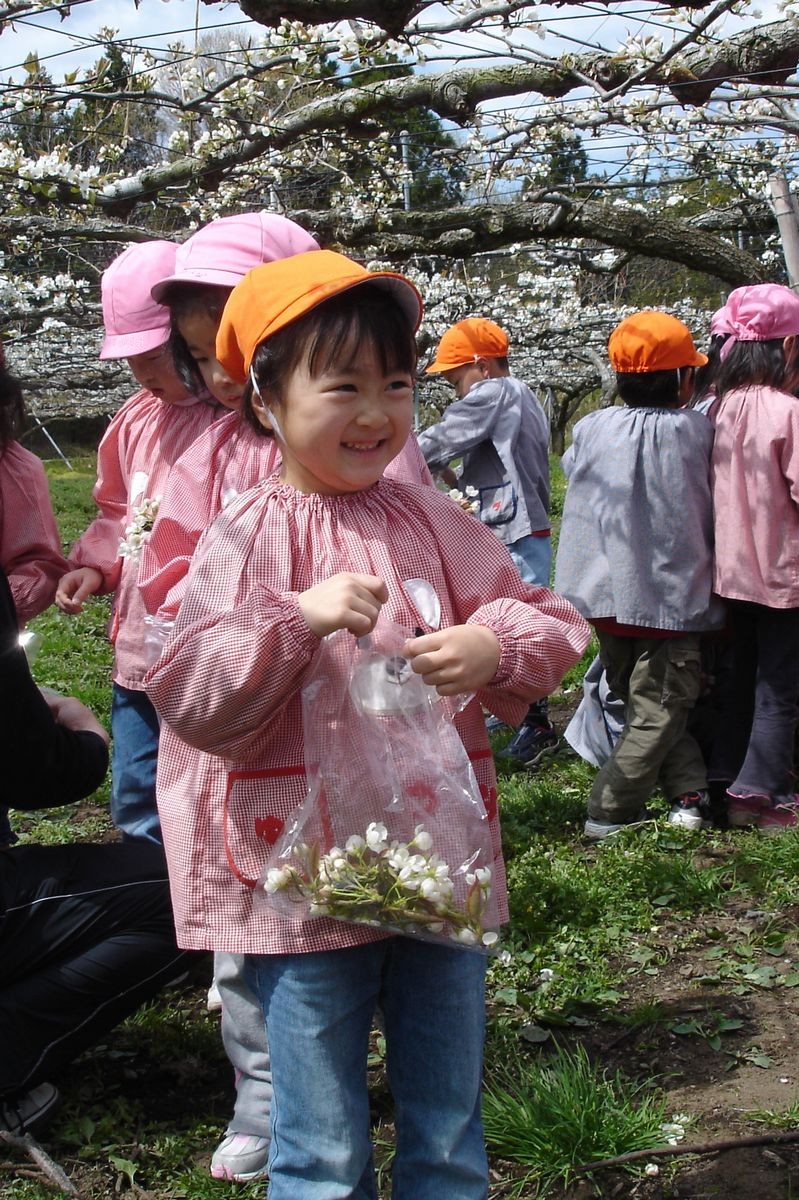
0, 441, 68, 624
146, 476, 590, 954
710, 385, 799, 608
137, 413, 433, 621
68, 389, 220, 689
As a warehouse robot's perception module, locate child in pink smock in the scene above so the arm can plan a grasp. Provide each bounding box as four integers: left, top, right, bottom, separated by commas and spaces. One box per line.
0, 339, 69, 847
55, 241, 220, 844
146, 250, 589, 1198
0, 341, 67, 627
138, 211, 430, 626
139, 213, 432, 1185
707, 283, 799, 833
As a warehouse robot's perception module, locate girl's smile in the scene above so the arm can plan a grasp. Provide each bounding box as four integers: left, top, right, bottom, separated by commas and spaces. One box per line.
252, 344, 414, 496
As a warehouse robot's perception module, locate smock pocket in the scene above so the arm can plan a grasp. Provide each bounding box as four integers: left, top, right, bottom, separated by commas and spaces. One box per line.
660, 643, 702, 707
224, 766, 308, 888
478, 480, 517, 527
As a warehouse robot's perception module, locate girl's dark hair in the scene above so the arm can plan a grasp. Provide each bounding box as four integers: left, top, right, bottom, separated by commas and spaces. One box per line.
0, 363, 26, 450
691, 333, 724, 408
243, 283, 417, 437
714, 338, 787, 398
160, 282, 233, 393
616, 367, 684, 408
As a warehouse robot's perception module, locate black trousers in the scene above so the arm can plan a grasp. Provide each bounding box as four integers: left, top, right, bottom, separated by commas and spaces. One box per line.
0, 841, 190, 1097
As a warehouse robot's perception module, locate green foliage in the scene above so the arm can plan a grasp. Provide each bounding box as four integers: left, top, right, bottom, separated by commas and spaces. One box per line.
482, 1042, 670, 1194
342, 52, 467, 208
45, 457, 101, 545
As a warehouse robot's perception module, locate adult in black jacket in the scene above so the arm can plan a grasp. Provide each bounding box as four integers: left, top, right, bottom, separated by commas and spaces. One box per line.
0, 566, 188, 1133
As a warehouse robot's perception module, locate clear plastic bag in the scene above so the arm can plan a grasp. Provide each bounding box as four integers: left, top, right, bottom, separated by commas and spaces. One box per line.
143, 614, 175, 667
257, 617, 499, 950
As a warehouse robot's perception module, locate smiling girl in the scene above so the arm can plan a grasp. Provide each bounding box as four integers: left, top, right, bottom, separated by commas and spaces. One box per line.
147, 250, 589, 1199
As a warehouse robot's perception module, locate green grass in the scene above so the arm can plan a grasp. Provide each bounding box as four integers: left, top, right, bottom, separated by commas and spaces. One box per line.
7, 451, 799, 1198
482, 1042, 672, 1196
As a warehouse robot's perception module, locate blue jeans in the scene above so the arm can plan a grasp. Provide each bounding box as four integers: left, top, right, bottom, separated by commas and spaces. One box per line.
507, 533, 551, 587
245, 938, 488, 1200
110, 683, 161, 844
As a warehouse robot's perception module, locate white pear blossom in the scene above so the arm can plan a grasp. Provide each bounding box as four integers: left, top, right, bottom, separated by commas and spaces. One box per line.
262, 821, 497, 948
118, 498, 161, 562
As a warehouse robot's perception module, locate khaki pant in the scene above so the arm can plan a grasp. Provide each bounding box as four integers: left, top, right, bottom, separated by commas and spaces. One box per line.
588, 632, 707, 824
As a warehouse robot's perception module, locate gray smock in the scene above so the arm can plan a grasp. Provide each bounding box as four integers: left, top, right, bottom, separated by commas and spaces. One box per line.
554, 405, 724, 632
417, 376, 550, 546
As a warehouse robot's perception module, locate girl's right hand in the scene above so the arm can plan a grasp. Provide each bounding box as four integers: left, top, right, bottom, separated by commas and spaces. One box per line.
298, 573, 388, 638
55, 567, 104, 614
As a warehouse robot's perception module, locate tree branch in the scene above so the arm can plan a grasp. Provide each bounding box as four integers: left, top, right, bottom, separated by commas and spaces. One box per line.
291, 197, 768, 285
576, 1127, 799, 1174
19, 18, 791, 213
0, 1130, 79, 1197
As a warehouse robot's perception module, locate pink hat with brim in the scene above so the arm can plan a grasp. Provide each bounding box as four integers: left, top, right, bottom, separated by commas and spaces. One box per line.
150, 211, 320, 303
714, 283, 799, 344
100, 240, 177, 360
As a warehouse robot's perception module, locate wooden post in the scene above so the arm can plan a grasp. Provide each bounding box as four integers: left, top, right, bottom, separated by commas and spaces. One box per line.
769, 174, 799, 288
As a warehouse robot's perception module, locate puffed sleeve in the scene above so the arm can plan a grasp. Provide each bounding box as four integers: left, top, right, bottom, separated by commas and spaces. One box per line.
145, 501, 320, 759
0, 445, 68, 623
68, 400, 137, 592
426, 494, 590, 725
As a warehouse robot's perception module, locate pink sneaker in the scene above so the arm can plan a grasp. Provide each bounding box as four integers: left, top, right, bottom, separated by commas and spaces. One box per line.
759, 804, 799, 836
727, 795, 769, 827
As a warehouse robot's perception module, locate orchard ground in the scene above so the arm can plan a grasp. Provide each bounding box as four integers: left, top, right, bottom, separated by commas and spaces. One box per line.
3, 454, 799, 1200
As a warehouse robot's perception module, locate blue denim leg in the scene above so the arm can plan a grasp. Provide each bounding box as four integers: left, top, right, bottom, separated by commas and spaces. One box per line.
110, 683, 161, 844
381, 938, 488, 1200
245, 944, 379, 1200
507, 533, 552, 587
245, 939, 488, 1200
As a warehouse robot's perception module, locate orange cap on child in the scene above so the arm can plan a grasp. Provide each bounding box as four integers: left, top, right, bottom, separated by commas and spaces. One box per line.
216, 250, 423, 384
609, 312, 708, 373
425, 318, 509, 374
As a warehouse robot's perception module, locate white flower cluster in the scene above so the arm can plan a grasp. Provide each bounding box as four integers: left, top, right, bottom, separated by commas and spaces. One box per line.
447, 485, 479, 513
660, 1114, 688, 1145
118, 497, 160, 562
265, 821, 497, 947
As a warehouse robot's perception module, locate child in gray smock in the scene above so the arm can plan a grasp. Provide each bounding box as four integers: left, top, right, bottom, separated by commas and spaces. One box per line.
419, 318, 557, 768
554, 311, 724, 839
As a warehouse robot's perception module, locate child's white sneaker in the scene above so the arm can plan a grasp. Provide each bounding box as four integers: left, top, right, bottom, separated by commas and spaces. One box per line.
0, 1082, 60, 1135
210, 1131, 270, 1182
584, 814, 648, 840
668, 790, 711, 831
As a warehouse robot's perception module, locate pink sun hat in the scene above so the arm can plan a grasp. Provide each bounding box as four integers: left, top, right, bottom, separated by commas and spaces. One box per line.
150, 211, 321, 302
714, 283, 799, 343
99, 240, 177, 360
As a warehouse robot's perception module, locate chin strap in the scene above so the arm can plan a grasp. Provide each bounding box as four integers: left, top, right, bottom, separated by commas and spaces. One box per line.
249, 366, 286, 441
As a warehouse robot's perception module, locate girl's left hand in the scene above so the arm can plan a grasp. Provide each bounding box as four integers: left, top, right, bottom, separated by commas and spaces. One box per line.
404, 625, 500, 696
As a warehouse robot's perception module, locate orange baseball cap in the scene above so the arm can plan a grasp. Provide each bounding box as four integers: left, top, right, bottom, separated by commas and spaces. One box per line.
425, 318, 509, 374
216, 250, 423, 384
609, 312, 708, 373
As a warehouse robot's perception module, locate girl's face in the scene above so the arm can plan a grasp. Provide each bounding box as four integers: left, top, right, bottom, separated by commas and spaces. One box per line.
252, 342, 414, 495
178, 309, 243, 410
127, 343, 189, 405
